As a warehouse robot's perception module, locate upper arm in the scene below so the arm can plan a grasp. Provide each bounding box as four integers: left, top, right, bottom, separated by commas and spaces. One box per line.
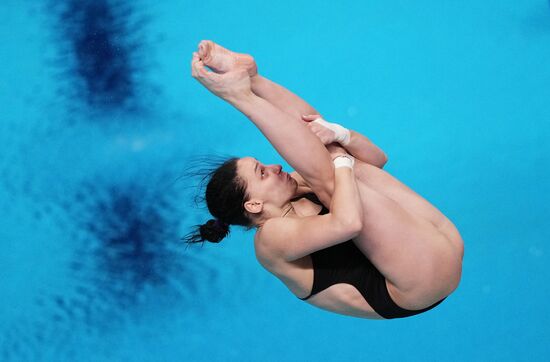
259, 214, 362, 262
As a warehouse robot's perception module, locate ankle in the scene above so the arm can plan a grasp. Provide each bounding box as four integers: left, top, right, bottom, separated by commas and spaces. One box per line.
250, 73, 264, 87
225, 89, 256, 108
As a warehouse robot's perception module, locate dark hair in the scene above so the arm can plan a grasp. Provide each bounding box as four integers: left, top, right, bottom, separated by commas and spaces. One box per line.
180, 154, 257, 246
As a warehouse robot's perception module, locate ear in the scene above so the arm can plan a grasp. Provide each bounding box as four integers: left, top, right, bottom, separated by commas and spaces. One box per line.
244, 198, 264, 215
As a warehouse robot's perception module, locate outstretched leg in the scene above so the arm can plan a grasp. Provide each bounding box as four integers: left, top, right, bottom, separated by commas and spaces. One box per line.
250, 75, 319, 121
198, 40, 319, 122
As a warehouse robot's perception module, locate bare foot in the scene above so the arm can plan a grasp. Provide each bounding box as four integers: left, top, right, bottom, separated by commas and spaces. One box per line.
191, 52, 252, 101
197, 40, 258, 77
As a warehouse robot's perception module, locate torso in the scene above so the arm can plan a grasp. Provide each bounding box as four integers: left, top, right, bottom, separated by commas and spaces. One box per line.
253, 160, 461, 319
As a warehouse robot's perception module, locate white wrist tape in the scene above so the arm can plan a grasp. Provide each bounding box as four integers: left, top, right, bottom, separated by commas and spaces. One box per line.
312, 117, 351, 146
333, 155, 355, 169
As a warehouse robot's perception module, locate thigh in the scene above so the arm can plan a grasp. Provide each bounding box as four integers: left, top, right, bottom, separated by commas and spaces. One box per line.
352, 182, 461, 304
353, 160, 463, 255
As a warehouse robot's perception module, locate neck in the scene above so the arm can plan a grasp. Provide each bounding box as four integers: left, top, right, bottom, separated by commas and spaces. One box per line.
255, 201, 296, 229
281, 202, 295, 218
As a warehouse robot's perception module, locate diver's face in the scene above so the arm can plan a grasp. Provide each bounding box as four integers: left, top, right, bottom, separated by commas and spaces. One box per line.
237, 157, 297, 209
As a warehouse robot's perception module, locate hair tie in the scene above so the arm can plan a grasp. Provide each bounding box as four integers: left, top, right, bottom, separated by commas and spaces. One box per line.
215, 219, 228, 228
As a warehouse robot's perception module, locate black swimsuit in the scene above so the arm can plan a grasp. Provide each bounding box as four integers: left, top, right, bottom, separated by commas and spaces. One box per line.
297, 193, 446, 319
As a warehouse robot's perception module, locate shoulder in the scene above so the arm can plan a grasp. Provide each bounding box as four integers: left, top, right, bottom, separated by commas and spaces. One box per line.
253, 218, 288, 271
254, 210, 347, 262
253, 215, 317, 265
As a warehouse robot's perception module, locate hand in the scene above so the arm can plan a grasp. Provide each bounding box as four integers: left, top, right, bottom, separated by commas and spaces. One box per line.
191, 52, 252, 102
326, 142, 350, 160
301, 114, 337, 145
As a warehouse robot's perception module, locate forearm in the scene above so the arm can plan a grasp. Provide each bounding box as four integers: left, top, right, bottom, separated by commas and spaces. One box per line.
228, 93, 333, 186
330, 165, 363, 230
342, 130, 388, 168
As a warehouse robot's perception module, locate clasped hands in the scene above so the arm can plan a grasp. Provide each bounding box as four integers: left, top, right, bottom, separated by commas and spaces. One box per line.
302, 114, 352, 160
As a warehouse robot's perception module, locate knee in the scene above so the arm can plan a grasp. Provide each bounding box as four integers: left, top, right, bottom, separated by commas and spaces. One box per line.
421, 253, 463, 297
458, 240, 464, 261
450, 258, 463, 292
439, 257, 463, 296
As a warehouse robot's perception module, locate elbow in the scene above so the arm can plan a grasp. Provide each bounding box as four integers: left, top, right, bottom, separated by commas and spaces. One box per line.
339, 217, 363, 238
350, 219, 363, 237
377, 154, 388, 169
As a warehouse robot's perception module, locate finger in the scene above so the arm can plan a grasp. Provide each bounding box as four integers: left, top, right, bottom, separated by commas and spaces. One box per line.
311, 119, 328, 129
324, 136, 336, 145
301, 114, 321, 121
306, 123, 321, 133
308, 122, 321, 132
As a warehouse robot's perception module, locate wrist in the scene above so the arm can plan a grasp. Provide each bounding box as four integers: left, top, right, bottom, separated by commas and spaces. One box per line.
332, 154, 355, 169
333, 125, 351, 146
225, 90, 256, 108
312, 118, 351, 146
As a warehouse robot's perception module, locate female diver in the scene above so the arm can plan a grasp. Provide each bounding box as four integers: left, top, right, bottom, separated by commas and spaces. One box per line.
184, 40, 464, 319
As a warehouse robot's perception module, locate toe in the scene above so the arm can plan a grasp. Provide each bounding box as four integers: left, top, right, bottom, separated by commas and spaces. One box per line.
192, 52, 200, 64
198, 41, 206, 55
192, 53, 207, 76
198, 40, 213, 60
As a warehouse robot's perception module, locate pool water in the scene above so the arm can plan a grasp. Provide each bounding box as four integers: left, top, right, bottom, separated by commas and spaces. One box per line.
1, 0, 549, 361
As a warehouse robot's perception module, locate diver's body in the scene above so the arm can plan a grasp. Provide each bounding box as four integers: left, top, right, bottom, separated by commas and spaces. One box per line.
191, 41, 464, 319
255, 160, 461, 318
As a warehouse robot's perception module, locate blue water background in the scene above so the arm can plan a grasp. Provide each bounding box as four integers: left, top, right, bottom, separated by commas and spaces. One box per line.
0, 0, 549, 360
